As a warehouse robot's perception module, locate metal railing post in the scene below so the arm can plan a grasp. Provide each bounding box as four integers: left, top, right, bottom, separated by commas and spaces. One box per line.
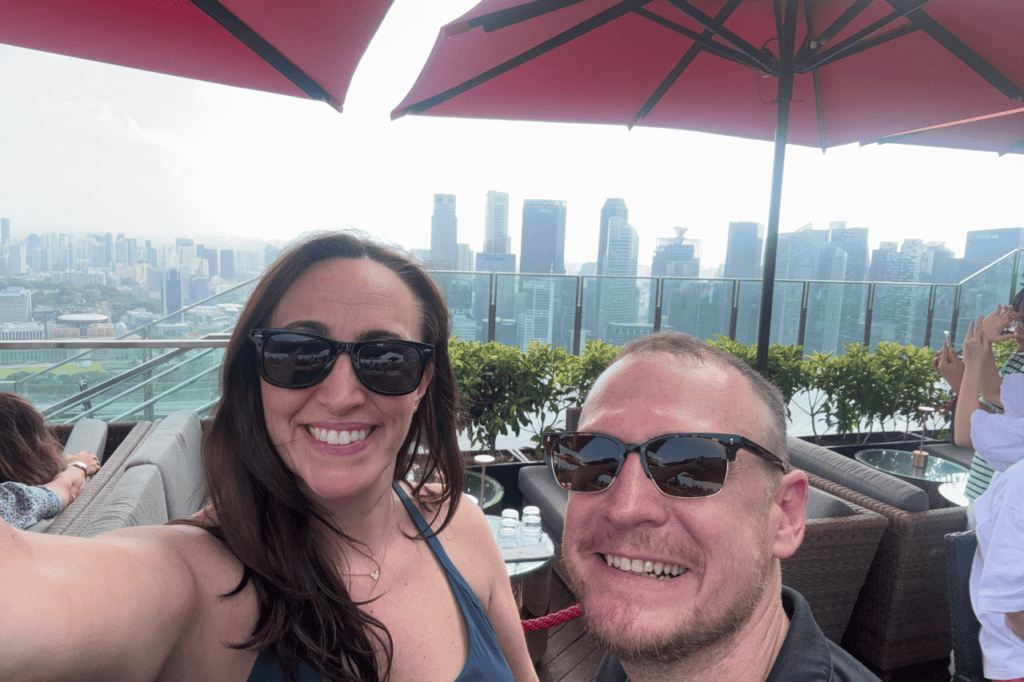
729, 279, 740, 341
572, 276, 584, 356
487, 273, 497, 343
950, 284, 962, 345
143, 324, 154, 421
652, 277, 664, 333
863, 283, 875, 347
923, 285, 937, 348
797, 281, 810, 348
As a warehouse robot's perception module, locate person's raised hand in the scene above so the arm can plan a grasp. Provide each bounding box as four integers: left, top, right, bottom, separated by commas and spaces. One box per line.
933, 342, 964, 392
961, 316, 993, 369
981, 304, 1015, 342
65, 451, 101, 476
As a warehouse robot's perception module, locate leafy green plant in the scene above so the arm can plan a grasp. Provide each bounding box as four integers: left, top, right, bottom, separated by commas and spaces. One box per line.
707, 336, 811, 407
559, 339, 620, 410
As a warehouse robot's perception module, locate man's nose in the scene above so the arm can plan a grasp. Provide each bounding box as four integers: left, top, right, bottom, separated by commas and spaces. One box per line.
601, 451, 669, 527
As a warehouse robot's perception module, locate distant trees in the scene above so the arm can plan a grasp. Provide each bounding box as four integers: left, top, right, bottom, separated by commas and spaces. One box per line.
1, 278, 159, 323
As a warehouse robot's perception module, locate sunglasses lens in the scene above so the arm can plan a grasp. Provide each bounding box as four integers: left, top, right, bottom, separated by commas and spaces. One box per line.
259, 332, 334, 387
547, 434, 622, 492
646, 436, 728, 498
354, 342, 424, 395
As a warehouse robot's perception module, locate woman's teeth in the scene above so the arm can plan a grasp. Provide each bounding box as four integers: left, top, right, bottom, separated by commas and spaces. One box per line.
603, 554, 687, 580
308, 427, 370, 445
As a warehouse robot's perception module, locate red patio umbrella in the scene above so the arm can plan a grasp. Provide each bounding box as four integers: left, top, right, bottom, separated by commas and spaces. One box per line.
869, 106, 1024, 156
0, 0, 395, 111
392, 0, 1024, 372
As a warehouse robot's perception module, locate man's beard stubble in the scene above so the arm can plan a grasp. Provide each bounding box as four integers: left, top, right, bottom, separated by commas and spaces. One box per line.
565, 535, 775, 667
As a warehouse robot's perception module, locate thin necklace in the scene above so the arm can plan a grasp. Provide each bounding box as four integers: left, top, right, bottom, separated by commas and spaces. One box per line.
348, 490, 396, 583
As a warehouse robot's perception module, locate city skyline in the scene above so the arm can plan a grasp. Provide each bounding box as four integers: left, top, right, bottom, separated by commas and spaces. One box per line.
1, 0, 1022, 279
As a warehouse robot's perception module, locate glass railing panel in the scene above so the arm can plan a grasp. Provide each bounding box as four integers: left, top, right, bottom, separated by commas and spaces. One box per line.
833, 281, 869, 351
931, 285, 957, 349
734, 279, 762, 346
511, 274, 579, 352
592, 276, 654, 348
431, 271, 491, 344
869, 283, 933, 348
956, 254, 1017, 343
803, 282, 850, 355
658, 279, 733, 343
768, 280, 805, 348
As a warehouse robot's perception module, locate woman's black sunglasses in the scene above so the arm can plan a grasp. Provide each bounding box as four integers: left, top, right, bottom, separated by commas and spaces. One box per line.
541, 431, 787, 499
249, 329, 434, 396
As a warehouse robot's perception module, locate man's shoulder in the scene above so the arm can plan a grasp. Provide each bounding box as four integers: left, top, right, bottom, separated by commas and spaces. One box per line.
772, 587, 882, 682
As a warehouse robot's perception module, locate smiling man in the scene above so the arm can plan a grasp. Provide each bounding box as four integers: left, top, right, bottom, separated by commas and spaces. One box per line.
550, 332, 881, 682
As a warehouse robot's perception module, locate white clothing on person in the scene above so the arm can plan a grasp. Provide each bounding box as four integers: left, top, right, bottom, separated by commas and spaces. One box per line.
970, 458, 1024, 680
972, 374, 1024, 474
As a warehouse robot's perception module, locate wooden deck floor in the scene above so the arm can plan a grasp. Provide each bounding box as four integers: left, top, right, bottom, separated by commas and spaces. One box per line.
533, 571, 605, 682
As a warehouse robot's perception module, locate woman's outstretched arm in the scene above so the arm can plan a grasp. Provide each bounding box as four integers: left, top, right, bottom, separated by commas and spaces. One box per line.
0, 518, 199, 682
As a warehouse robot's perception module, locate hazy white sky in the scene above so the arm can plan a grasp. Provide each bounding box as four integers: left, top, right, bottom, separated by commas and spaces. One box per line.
1, 0, 1022, 270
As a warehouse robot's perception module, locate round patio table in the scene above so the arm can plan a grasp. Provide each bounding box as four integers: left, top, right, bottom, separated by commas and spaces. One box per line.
937, 481, 969, 507
855, 448, 969, 508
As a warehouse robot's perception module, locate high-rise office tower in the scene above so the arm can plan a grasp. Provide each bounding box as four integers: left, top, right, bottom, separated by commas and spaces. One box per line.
774, 224, 847, 353
723, 222, 764, 279
520, 199, 566, 275
597, 198, 628, 276
598, 217, 639, 337
0, 287, 33, 323
430, 194, 459, 270
197, 245, 219, 277
220, 250, 235, 280
517, 278, 555, 349
484, 191, 510, 254
649, 227, 702, 329
964, 227, 1024, 264
163, 269, 184, 323
457, 243, 474, 271
827, 222, 869, 282
1, 218, 9, 246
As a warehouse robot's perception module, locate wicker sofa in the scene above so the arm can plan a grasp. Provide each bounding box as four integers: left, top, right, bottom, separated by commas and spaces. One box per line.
788, 436, 969, 673
518, 459, 889, 643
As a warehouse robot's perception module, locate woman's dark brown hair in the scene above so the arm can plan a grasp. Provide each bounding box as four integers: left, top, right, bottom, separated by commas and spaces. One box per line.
188, 232, 462, 682
0, 392, 64, 486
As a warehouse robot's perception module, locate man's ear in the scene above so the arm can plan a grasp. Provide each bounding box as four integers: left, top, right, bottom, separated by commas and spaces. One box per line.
771, 470, 808, 560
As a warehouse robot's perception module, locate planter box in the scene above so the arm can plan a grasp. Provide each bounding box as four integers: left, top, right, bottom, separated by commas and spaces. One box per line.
797, 432, 945, 459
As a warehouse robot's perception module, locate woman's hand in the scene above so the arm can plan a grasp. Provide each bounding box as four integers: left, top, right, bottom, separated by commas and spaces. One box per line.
981, 304, 1016, 343
42, 468, 88, 508
933, 342, 964, 392
65, 451, 101, 476
961, 316, 993, 370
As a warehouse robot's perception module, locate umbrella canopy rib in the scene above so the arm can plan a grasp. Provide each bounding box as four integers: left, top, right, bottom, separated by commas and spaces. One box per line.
460, 0, 594, 33
665, 0, 776, 72
633, 5, 768, 72
888, 0, 1024, 101
191, 0, 332, 104
631, 0, 746, 127
397, 1, 641, 117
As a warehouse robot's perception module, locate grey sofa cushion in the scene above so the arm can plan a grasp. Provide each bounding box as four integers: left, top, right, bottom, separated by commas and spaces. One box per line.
81, 464, 168, 538
518, 463, 567, 543
806, 486, 854, 519
787, 436, 929, 513
123, 410, 204, 520
61, 418, 108, 461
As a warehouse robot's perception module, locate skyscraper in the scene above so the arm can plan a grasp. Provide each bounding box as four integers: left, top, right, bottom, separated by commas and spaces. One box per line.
430, 194, 459, 270
483, 190, 510, 254
964, 227, 1024, 264
723, 222, 764, 279
597, 198, 628, 276
519, 199, 566, 275
649, 227, 701, 327
163, 269, 184, 323
598, 217, 639, 337
1, 218, 9, 246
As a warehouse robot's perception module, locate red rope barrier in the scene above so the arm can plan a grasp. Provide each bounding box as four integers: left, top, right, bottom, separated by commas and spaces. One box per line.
521, 604, 582, 632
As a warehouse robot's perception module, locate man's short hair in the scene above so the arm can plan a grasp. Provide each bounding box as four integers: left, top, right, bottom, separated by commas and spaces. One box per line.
609, 331, 788, 467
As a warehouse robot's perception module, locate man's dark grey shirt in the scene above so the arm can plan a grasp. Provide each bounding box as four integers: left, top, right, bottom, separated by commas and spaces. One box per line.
593, 586, 881, 682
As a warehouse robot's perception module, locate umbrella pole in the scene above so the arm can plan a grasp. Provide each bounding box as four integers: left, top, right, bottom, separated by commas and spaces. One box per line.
755, 0, 797, 375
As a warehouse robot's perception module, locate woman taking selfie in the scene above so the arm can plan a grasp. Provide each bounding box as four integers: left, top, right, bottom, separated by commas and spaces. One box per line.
0, 232, 536, 682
